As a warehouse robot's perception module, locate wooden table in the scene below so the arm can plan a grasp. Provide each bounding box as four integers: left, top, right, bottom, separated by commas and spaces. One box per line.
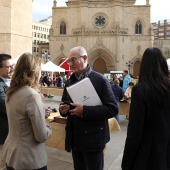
119, 100, 130, 115
40, 87, 64, 96
46, 112, 120, 150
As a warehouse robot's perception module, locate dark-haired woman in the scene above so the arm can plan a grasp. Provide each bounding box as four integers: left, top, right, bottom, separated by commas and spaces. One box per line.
122, 47, 170, 170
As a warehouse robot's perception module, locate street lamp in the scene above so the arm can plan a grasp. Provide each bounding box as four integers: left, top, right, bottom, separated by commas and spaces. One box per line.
42, 51, 51, 63
126, 61, 133, 74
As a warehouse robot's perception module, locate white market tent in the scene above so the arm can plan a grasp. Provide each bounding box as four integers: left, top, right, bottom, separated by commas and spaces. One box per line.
167, 58, 170, 71
41, 61, 65, 72
41, 61, 65, 84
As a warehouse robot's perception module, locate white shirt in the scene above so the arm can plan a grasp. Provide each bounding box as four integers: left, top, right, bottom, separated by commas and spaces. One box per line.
0, 77, 11, 87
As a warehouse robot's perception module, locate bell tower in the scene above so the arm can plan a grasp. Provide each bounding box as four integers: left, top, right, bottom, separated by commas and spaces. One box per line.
0, 0, 33, 58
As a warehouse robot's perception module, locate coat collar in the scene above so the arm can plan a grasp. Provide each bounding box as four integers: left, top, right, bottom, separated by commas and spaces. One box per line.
70, 64, 92, 82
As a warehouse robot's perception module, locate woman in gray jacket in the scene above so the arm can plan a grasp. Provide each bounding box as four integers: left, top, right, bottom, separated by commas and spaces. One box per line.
2, 53, 52, 170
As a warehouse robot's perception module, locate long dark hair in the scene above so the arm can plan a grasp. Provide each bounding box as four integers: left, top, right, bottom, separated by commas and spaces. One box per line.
139, 47, 170, 105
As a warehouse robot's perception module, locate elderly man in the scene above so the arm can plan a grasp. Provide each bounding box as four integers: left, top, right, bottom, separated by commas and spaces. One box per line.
59, 46, 118, 170
0, 54, 14, 170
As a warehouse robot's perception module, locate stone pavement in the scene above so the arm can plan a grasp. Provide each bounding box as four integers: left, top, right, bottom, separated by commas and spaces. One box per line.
43, 96, 129, 170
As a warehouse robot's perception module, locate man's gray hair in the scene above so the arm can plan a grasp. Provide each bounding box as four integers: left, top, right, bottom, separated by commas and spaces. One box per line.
69, 46, 87, 56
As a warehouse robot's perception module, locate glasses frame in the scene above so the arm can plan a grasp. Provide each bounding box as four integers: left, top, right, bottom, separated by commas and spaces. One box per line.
66, 56, 83, 64
1, 65, 14, 69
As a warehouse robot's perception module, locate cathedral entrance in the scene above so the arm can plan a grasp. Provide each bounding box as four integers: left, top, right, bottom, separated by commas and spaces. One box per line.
88, 48, 115, 75
93, 58, 106, 74
133, 61, 141, 77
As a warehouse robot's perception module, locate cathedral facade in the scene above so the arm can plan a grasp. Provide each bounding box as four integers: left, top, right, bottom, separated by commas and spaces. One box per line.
49, 0, 153, 76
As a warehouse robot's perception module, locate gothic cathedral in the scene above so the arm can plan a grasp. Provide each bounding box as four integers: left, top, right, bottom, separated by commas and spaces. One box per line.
49, 0, 153, 76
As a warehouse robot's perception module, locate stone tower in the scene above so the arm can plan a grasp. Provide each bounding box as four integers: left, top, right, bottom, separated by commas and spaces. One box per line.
0, 0, 33, 58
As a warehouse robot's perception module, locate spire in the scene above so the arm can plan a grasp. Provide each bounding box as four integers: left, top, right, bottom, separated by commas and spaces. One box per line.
146, 0, 150, 5
53, 0, 57, 8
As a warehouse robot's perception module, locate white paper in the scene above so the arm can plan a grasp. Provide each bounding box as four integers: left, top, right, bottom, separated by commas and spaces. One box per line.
66, 77, 102, 106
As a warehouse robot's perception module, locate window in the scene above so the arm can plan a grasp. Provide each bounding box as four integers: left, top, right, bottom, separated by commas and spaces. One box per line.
135, 20, 142, 34
167, 27, 170, 30
167, 32, 170, 35
41, 34, 43, 38
34, 40, 36, 45
44, 34, 46, 39
34, 32, 36, 37
159, 28, 164, 31
60, 21, 66, 34
159, 33, 164, 36
37, 33, 40, 38
34, 47, 36, 52
37, 48, 39, 53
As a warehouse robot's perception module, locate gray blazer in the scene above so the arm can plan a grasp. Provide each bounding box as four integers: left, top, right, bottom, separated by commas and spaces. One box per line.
2, 86, 52, 169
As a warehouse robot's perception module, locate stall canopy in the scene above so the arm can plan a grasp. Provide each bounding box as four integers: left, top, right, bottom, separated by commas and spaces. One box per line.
59, 58, 72, 77
41, 61, 65, 72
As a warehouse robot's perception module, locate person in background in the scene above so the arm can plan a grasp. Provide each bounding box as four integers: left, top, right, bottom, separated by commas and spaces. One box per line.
39, 72, 45, 85
122, 47, 170, 170
59, 46, 118, 170
0, 54, 14, 170
2, 53, 52, 170
62, 74, 67, 87
124, 82, 134, 101
57, 74, 62, 87
111, 79, 124, 123
118, 76, 123, 88
122, 70, 131, 93
53, 74, 57, 86
42, 73, 52, 86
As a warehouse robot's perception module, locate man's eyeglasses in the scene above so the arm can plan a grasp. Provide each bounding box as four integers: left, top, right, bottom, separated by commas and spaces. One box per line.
2, 65, 14, 69
66, 56, 83, 64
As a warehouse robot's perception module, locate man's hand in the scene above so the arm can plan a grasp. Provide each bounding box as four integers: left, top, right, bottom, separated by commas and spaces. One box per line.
69, 103, 83, 117
59, 102, 70, 114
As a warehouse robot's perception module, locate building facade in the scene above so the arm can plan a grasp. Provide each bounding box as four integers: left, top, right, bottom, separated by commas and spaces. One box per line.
32, 17, 52, 57
152, 19, 170, 59
152, 19, 170, 40
49, 0, 153, 76
0, 0, 32, 58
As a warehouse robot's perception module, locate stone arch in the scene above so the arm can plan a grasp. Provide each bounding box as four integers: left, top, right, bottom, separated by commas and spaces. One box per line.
132, 17, 145, 34
56, 19, 69, 35
53, 53, 67, 65
132, 17, 145, 27
131, 55, 142, 77
88, 48, 116, 73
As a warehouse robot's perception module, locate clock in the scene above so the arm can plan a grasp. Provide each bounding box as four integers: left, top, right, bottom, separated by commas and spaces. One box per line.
95, 16, 106, 27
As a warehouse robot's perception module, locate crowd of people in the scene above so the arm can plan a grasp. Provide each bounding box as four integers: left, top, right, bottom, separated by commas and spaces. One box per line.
40, 72, 67, 87
0, 46, 170, 170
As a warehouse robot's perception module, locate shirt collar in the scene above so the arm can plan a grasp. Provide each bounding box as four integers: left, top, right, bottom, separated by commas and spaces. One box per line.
0, 77, 11, 87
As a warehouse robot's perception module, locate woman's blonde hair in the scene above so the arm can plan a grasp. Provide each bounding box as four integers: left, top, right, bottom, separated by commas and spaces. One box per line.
6, 53, 41, 102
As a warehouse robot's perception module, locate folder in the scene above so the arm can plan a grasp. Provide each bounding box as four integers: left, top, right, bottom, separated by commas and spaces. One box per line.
66, 77, 102, 106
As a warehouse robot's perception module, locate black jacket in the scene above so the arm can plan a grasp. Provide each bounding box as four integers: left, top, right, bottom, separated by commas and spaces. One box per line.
111, 84, 124, 102
122, 82, 170, 170
60, 65, 118, 152
0, 78, 8, 144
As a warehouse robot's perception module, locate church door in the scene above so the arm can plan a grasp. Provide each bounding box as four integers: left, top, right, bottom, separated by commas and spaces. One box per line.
133, 61, 141, 77
93, 58, 106, 74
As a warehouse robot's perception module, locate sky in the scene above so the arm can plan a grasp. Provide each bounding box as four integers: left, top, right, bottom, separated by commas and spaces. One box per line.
32, 0, 170, 23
